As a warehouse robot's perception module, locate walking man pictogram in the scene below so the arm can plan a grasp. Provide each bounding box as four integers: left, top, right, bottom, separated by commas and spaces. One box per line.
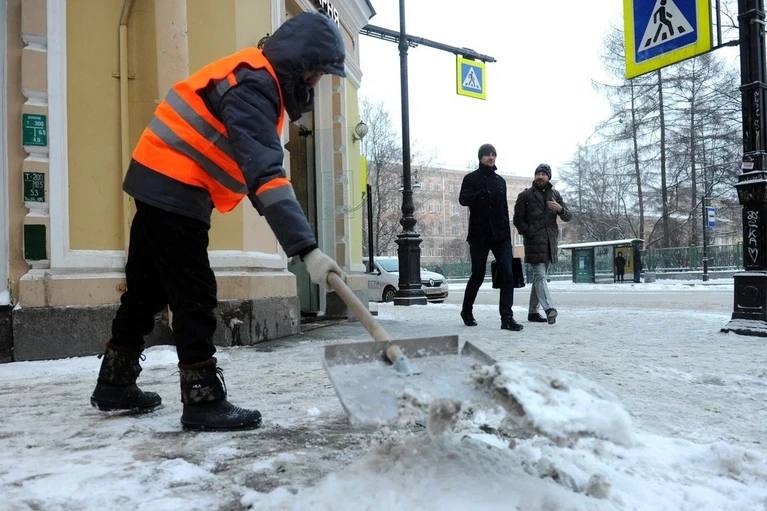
647, 0, 679, 46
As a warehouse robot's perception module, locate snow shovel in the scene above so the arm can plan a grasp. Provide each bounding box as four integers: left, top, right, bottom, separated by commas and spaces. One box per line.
323, 273, 498, 426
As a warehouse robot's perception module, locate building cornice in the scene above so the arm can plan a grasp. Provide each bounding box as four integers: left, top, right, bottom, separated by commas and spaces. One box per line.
335, 0, 375, 31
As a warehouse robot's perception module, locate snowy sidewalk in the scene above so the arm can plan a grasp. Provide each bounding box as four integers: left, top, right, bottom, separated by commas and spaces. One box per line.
1, 285, 766, 510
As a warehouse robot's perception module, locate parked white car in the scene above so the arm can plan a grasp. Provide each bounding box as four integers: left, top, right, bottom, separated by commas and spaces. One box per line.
364, 257, 449, 303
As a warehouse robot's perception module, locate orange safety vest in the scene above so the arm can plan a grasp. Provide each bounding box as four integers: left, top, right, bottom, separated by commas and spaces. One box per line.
132, 47, 287, 213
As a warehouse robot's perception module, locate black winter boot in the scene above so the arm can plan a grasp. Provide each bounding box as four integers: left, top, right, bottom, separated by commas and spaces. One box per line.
179, 358, 262, 431
90, 341, 162, 412
527, 313, 548, 323
460, 310, 478, 326
501, 316, 524, 331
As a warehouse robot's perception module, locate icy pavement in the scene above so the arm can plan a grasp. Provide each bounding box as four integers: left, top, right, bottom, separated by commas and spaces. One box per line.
1, 282, 766, 510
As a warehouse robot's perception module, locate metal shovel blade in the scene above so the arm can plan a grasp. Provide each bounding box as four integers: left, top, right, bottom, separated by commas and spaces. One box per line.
323, 335, 497, 426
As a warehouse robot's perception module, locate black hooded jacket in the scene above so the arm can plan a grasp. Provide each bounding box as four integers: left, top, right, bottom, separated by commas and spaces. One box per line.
459, 164, 512, 244
123, 13, 345, 257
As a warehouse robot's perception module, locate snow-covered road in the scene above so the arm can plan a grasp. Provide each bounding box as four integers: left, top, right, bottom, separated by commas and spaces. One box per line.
1, 282, 765, 510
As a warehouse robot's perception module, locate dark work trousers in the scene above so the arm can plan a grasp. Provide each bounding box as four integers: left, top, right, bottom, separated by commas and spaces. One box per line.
111, 200, 217, 364
462, 238, 514, 319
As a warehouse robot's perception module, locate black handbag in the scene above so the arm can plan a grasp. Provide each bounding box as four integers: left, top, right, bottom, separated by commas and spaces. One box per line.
491, 258, 525, 289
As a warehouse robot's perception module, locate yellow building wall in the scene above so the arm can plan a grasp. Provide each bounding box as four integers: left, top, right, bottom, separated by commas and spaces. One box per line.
127, 1, 160, 172
66, 0, 125, 250
346, 86, 363, 268
187, 0, 275, 251
65, 0, 278, 253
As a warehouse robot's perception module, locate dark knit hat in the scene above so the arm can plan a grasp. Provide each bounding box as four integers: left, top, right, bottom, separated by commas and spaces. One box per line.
478, 143, 497, 160
535, 163, 552, 178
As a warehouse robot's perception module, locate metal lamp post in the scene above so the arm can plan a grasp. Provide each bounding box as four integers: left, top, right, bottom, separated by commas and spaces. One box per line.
722, 0, 767, 335
393, 0, 427, 305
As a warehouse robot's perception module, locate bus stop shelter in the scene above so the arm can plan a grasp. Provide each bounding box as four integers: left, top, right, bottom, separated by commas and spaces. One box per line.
559, 239, 644, 283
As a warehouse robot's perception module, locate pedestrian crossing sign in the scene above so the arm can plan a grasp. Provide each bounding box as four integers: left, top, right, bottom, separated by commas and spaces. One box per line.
456, 57, 486, 100
624, 0, 712, 79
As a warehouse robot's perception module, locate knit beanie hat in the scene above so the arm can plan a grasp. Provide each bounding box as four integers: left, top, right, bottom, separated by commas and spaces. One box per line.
535, 163, 552, 178
478, 143, 497, 160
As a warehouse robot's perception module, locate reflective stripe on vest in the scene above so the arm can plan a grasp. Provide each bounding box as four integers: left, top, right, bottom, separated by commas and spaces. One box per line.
132, 47, 286, 213
252, 177, 296, 211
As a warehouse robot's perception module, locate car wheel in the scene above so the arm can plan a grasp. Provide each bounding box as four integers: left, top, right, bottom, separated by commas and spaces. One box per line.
382, 286, 397, 302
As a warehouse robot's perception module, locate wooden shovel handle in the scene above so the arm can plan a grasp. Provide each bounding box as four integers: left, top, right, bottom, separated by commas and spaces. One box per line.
327, 272, 390, 343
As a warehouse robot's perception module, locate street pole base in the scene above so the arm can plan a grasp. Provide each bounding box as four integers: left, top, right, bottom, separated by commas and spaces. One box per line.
721, 318, 767, 337
393, 287, 427, 306
393, 293, 428, 306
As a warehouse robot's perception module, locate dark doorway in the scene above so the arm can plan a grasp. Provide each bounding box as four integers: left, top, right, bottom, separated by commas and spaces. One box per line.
286, 113, 320, 315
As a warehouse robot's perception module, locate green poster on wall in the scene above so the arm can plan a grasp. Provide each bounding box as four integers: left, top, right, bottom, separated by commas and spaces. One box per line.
23, 172, 45, 203
24, 224, 47, 261
22, 113, 47, 146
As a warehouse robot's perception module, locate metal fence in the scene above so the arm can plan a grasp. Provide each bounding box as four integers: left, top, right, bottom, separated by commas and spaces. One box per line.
424, 243, 743, 278
642, 244, 742, 272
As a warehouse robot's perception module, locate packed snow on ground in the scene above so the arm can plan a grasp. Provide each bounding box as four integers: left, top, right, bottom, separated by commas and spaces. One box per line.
449, 278, 734, 293
1, 284, 766, 510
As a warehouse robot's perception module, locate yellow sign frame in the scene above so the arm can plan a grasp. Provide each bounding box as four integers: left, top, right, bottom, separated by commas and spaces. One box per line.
456, 57, 486, 100
624, 0, 712, 79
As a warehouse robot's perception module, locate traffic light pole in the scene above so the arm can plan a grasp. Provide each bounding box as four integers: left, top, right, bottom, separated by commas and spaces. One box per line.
722, 0, 767, 336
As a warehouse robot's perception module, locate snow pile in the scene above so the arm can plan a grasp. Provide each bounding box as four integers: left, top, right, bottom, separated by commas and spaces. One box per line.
243, 362, 767, 511
471, 361, 635, 446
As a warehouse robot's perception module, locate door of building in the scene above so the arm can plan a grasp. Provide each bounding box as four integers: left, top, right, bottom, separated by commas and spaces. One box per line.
573, 248, 595, 283
286, 113, 320, 315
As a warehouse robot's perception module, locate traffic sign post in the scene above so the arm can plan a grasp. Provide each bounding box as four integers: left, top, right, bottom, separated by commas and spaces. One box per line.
722, 0, 767, 336
456, 57, 486, 100
624, 0, 712, 78
706, 206, 716, 229
361, 18, 495, 305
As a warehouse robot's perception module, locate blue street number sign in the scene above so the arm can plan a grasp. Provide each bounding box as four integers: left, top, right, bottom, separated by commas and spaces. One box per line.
706, 206, 716, 229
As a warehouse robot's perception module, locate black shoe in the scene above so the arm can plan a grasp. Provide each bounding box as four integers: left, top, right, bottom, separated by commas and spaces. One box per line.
527, 313, 548, 323
501, 317, 524, 331
545, 308, 558, 325
90, 341, 162, 413
460, 311, 478, 327
179, 358, 262, 431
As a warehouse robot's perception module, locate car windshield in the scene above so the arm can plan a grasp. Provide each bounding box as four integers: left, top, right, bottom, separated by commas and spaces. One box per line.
377, 259, 399, 272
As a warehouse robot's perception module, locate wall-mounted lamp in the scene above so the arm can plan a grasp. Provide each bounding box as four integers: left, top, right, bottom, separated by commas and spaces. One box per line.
351, 120, 368, 143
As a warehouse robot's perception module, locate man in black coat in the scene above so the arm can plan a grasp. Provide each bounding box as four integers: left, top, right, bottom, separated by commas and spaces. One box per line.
458, 144, 522, 331
513, 163, 571, 324
615, 251, 627, 283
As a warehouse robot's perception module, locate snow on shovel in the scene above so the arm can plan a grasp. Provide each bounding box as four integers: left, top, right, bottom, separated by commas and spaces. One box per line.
323, 273, 498, 426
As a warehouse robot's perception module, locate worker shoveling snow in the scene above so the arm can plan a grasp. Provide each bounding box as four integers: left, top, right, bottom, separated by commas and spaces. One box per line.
243, 361, 767, 511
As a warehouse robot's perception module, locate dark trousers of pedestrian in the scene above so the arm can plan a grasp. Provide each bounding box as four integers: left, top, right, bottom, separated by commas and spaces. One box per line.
462, 238, 514, 319
110, 200, 217, 365
617, 271, 625, 283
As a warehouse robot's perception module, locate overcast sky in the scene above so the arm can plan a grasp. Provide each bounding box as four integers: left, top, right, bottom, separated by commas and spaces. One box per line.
358, 0, 624, 179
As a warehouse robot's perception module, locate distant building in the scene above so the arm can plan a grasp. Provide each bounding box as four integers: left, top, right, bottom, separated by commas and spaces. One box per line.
410, 166, 531, 265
